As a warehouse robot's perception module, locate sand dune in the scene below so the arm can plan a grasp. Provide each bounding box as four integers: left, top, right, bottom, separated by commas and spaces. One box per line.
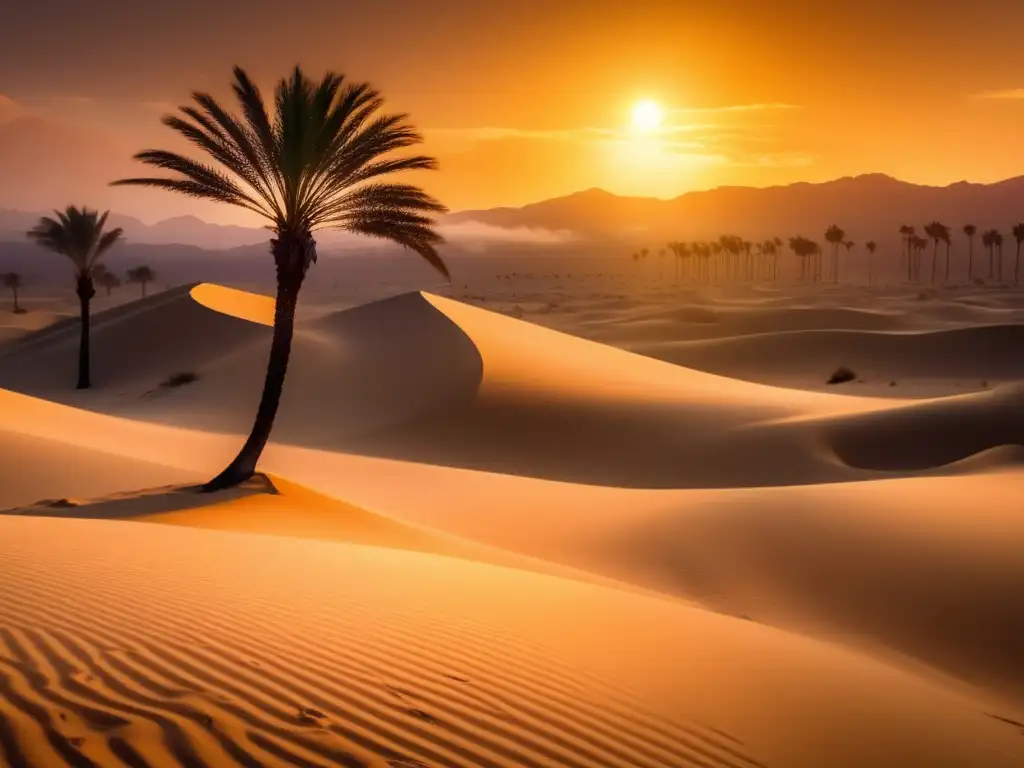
1, 512, 1022, 768
627, 324, 1024, 392
2, 281, 1024, 766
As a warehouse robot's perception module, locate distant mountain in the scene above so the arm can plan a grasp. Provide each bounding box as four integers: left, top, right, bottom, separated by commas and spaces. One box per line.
6, 173, 1024, 252
447, 174, 1024, 243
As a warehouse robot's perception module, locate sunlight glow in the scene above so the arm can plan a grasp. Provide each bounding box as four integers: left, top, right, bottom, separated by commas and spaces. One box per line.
631, 100, 663, 132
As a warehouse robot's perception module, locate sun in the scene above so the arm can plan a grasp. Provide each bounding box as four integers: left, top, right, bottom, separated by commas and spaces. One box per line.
631, 99, 663, 131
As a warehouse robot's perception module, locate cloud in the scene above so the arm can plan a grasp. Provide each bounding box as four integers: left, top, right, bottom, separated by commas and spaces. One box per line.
438, 221, 576, 251
672, 102, 800, 114
427, 126, 615, 142
972, 89, 1024, 100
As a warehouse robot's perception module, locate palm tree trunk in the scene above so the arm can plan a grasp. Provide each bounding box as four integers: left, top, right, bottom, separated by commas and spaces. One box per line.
1016, 242, 1021, 286
203, 274, 302, 491
967, 238, 973, 281
75, 275, 94, 389
11, 288, 18, 313
931, 241, 938, 283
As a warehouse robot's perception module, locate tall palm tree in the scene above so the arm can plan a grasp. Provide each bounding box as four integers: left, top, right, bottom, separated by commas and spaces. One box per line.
3, 272, 23, 313
127, 265, 156, 297
899, 225, 916, 281
1013, 223, 1024, 286
994, 230, 1005, 282
27, 206, 124, 389
924, 221, 948, 284
112, 65, 448, 491
983, 230, 995, 279
865, 241, 877, 284
824, 225, 845, 282
963, 224, 977, 281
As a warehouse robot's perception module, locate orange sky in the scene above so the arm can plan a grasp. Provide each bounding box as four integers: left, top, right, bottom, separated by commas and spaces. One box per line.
2, 0, 1024, 224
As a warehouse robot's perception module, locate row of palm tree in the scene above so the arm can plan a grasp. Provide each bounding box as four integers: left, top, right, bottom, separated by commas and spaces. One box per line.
20, 65, 449, 493
900, 222, 1024, 285
632, 220, 1024, 286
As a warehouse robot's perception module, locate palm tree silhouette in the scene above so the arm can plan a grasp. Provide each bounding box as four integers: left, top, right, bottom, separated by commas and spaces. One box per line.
983, 230, 995, 279
27, 207, 123, 389
3, 272, 23, 313
94, 265, 122, 296
899, 225, 916, 281
842, 240, 855, 280
865, 241, 877, 283
963, 224, 977, 281
994, 230, 1005, 282
924, 222, 949, 284
113, 65, 448, 491
1013, 224, 1024, 286
824, 225, 845, 282
127, 265, 156, 297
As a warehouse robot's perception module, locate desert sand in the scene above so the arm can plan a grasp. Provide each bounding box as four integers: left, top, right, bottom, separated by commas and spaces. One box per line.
1, 272, 1023, 767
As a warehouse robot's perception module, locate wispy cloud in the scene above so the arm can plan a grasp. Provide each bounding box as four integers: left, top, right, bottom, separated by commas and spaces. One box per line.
426, 126, 616, 142
972, 88, 1024, 100
672, 102, 800, 115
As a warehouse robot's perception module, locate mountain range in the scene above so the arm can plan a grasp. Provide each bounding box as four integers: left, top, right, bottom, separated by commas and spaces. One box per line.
3, 173, 1024, 251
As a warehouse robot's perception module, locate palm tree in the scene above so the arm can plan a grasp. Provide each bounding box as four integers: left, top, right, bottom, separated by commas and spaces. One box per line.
26, 206, 123, 389
983, 230, 995, 279
112, 65, 448, 491
924, 221, 948, 284
824, 225, 845, 282
3, 272, 23, 313
1013, 223, 1024, 286
994, 230, 1005, 282
899, 225, 916, 281
963, 224, 977, 281
127, 265, 156, 297
94, 265, 122, 296
842, 240, 855, 280
865, 241, 877, 284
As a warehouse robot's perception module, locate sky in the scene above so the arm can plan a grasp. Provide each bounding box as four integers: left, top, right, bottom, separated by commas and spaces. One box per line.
2, 0, 1024, 224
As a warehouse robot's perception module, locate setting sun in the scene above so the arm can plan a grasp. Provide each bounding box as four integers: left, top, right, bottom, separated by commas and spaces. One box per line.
631, 99, 663, 131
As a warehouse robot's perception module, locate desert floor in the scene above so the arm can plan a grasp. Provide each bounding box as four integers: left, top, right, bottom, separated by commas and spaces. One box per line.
1, 261, 1023, 767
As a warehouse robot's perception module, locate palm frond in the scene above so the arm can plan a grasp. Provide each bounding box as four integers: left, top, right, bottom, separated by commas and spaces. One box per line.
113, 65, 447, 275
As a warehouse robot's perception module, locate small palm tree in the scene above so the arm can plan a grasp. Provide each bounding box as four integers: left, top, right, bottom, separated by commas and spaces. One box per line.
1013, 223, 1024, 286
3, 272, 23, 313
924, 221, 949, 284
824, 225, 845, 282
27, 206, 124, 389
983, 230, 995, 279
963, 224, 977, 281
899, 225, 916, 281
865, 241, 877, 283
994, 230, 1005, 282
94, 265, 122, 296
112, 65, 448, 491
126, 265, 156, 297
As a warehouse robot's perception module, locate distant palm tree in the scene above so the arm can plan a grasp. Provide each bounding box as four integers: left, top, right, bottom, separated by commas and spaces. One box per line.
983, 230, 995, 279
824, 225, 845, 282
911, 235, 928, 281
842, 240, 855, 280
126, 265, 156, 297
27, 206, 123, 389
994, 230, 1005, 282
3, 272, 23, 313
657, 248, 666, 280
100, 271, 122, 296
924, 221, 949, 284
963, 224, 977, 281
1013, 223, 1024, 286
865, 241, 877, 283
112, 65, 448, 491
899, 225, 916, 281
